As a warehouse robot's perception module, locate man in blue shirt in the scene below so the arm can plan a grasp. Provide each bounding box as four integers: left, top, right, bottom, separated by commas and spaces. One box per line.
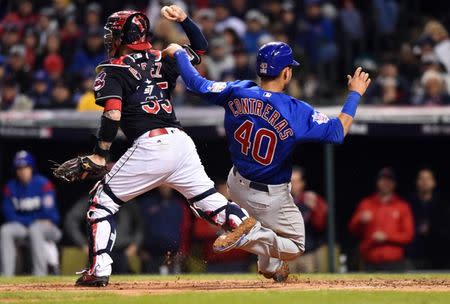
166, 41, 370, 281
1, 151, 61, 276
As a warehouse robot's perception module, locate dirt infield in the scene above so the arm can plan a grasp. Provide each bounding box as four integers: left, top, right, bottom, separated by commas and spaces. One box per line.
1, 277, 450, 295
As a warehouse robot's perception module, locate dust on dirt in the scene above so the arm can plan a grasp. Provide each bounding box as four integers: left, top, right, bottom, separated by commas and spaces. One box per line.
1, 277, 450, 295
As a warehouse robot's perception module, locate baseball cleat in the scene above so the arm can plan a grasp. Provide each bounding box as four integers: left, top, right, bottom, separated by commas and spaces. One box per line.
213, 217, 257, 253
261, 261, 290, 283
75, 273, 109, 287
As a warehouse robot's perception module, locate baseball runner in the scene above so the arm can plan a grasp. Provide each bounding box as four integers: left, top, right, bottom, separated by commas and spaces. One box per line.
166, 41, 371, 281
52, 6, 258, 286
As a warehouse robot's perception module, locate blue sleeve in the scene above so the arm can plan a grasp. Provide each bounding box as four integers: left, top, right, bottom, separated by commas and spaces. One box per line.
175, 50, 233, 106
2, 185, 33, 226
293, 101, 345, 144
37, 181, 60, 225
180, 17, 208, 54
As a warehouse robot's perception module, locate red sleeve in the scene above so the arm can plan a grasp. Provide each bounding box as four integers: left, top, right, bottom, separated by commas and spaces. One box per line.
348, 199, 368, 236
386, 202, 415, 245
42, 181, 55, 193
310, 195, 328, 232
104, 98, 122, 112
3, 185, 11, 197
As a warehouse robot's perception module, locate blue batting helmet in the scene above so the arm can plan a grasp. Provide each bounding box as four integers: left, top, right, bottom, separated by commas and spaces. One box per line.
13, 150, 35, 169
256, 42, 299, 77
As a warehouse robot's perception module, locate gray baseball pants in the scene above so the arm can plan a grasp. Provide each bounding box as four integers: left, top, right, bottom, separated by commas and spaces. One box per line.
0, 221, 61, 276
227, 167, 305, 274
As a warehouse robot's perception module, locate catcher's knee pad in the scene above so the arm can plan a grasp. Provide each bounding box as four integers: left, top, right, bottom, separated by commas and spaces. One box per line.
187, 188, 248, 229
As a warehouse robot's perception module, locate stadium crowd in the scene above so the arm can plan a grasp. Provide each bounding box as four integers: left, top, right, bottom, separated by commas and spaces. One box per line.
1, 0, 450, 110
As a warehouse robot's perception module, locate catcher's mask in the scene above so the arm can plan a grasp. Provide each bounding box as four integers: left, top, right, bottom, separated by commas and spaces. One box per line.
104, 10, 152, 58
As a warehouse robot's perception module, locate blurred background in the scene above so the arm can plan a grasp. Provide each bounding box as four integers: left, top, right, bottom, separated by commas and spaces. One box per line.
1, 0, 450, 276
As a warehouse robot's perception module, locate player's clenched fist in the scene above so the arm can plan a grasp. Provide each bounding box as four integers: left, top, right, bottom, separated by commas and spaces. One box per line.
161, 5, 187, 22
347, 67, 371, 96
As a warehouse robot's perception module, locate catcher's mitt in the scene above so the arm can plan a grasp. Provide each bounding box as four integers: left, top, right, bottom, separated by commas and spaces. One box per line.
51, 156, 108, 182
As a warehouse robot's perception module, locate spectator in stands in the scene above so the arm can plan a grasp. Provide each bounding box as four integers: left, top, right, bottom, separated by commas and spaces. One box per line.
35, 7, 58, 53
194, 9, 217, 41
0, 0, 37, 34
59, 16, 81, 64
69, 27, 106, 79
225, 49, 256, 81
338, 0, 364, 70
297, 0, 338, 69
204, 37, 235, 80
243, 10, 269, 54
43, 54, 64, 84
1, 151, 61, 276
139, 186, 191, 274
288, 167, 327, 273
28, 70, 51, 109
214, 1, 246, 38
372, 0, 398, 51
407, 168, 440, 269
65, 195, 144, 274
76, 70, 102, 111
416, 70, 450, 105
83, 3, 102, 34
52, 0, 76, 26
349, 167, 414, 272
23, 28, 38, 69
6, 45, 31, 92
422, 20, 450, 76
0, 56, 6, 82
223, 27, 244, 53
0, 78, 33, 111
49, 80, 73, 109
365, 62, 410, 105
0, 23, 22, 55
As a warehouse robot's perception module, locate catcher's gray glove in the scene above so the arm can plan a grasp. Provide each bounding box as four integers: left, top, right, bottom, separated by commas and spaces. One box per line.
51, 156, 108, 182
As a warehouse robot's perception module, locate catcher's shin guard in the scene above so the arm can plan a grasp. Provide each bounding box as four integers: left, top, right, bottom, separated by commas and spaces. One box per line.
187, 188, 258, 252
187, 188, 249, 229
84, 191, 117, 277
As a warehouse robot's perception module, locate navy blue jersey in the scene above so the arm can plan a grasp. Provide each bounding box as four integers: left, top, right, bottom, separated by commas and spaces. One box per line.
174, 50, 345, 184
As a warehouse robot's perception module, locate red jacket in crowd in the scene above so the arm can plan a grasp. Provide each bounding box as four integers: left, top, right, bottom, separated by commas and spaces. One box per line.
349, 193, 414, 264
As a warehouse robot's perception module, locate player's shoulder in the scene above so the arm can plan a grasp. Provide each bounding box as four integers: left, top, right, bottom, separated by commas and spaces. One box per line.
32, 174, 51, 185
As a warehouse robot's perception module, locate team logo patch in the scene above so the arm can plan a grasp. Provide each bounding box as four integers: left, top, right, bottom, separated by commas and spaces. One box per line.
259, 62, 268, 74
94, 72, 106, 91
43, 194, 54, 208
208, 82, 227, 93
311, 111, 330, 125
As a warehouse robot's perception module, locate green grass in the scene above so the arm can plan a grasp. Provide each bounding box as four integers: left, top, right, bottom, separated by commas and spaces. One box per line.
1, 274, 450, 304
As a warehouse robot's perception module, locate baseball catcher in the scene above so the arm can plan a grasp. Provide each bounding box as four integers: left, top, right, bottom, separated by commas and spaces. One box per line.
53, 6, 259, 287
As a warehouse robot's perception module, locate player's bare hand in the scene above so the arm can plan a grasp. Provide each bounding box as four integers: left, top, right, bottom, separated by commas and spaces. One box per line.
161, 5, 187, 22
372, 230, 387, 243
360, 210, 372, 223
347, 67, 371, 96
163, 43, 183, 57
304, 191, 318, 209
87, 154, 106, 166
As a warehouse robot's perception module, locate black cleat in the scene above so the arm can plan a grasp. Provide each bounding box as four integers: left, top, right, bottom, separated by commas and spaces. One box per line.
260, 261, 290, 283
75, 273, 109, 287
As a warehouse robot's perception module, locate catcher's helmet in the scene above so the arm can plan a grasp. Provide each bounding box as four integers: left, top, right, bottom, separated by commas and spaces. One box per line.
104, 10, 151, 57
13, 150, 35, 169
256, 42, 299, 77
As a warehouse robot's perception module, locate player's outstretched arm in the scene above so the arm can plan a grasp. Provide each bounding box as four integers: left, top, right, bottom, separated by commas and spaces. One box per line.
161, 5, 208, 54
164, 44, 227, 100
338, 67, 371, 135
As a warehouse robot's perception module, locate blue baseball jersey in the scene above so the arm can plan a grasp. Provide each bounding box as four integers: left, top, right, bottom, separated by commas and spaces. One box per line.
2, 174, 60, 226
175, 51, 345, 184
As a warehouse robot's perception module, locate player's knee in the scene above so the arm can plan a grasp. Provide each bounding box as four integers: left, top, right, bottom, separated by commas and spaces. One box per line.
28, 222, 45, 239
0, 224, 13, 238
283, 243, 305, 261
